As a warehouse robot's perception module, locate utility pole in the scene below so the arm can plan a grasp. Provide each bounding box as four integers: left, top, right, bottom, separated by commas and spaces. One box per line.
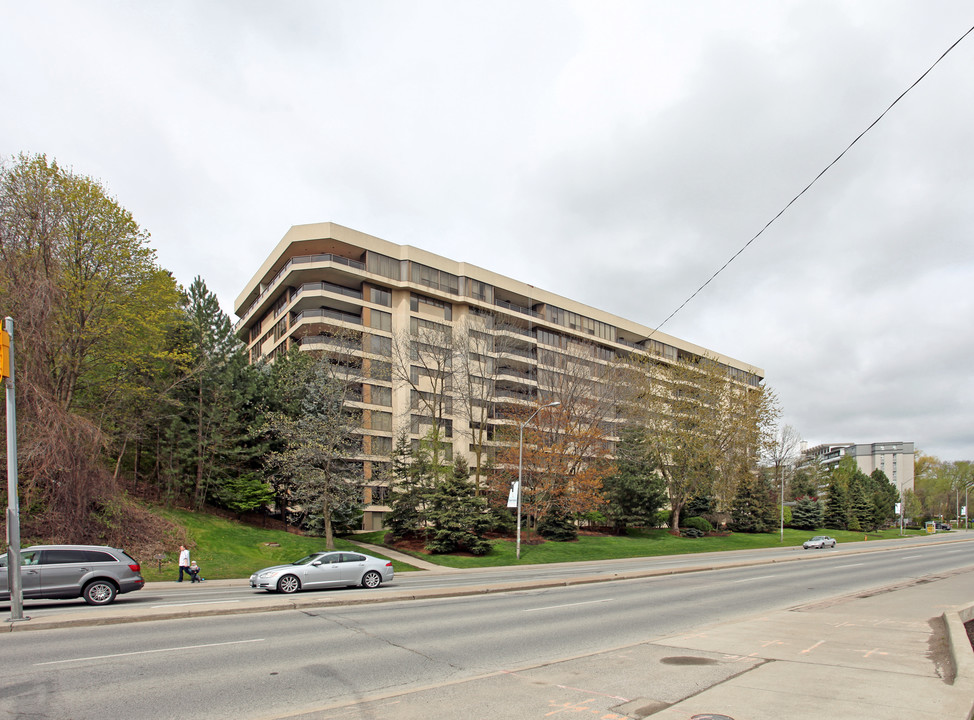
4, 317, 25, 623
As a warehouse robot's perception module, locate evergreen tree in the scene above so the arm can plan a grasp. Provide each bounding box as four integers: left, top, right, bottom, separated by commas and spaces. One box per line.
847, 471, 873, 532
602, 425, 667, 532
729, 471, 776, 532
424, 456, 493, 555
824, 480, 849, 530
791, 496, 824, 530
868, 469, 899, 529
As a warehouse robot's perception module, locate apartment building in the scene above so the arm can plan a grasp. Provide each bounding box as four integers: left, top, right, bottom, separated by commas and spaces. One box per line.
802, 441, 915, 494
235, 222, 765, 530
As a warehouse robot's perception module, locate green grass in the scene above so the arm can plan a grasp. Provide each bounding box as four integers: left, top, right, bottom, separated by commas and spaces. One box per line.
141, 507, 929, 579
354, 526, 925, 569
139, 509, 419, 582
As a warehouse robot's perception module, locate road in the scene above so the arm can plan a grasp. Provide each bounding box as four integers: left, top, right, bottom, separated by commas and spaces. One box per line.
2, 535, 972, 719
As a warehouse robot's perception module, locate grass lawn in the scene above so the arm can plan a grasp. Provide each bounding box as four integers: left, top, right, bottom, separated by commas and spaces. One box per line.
353, 526, 926, 569
140, 507, 929, 579
139, 509, 419, 582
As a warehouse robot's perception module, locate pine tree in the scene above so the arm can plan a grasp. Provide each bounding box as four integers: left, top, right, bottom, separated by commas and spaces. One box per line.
824, 480, 849, 530
729, 471, 776, 532
602, 425, 667, 532
425, 456, 493, 555
791, 496, 824, 530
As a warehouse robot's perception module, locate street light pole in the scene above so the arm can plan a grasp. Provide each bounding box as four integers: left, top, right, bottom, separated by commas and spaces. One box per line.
516, 401, 560, 560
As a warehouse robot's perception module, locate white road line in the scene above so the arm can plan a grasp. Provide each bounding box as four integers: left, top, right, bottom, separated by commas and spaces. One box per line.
731, 575, 775, 583
151, 600, 242, 608
35, 639, 265, 666
524, 599, 613, 612
901, 555, 923, 559
832, 563, 865, 569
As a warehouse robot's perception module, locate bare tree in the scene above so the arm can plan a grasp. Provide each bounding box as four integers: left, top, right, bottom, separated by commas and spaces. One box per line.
390, 322, 458, 466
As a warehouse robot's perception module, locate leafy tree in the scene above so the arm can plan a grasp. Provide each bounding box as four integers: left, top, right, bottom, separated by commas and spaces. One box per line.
261, 347, 363, 549
625, 353, 776, 531
0, 153, 182, 542
601, 424, 667, 532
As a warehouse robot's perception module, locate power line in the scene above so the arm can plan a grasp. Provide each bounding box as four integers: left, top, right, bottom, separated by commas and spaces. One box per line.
651, 22, 974, 337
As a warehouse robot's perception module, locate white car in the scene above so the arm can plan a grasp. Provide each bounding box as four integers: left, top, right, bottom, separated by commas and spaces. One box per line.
803, 535, 837, 549
250, 551, 393, 594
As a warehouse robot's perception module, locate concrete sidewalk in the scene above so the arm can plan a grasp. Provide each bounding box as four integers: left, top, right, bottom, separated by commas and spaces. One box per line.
280, 569, 974, 720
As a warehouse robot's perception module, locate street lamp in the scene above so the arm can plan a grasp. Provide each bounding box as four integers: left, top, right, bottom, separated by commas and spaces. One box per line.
516, 401, 560, 560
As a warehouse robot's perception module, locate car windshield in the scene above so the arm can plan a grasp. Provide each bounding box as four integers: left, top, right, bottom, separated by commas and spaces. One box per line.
290, 554, 324, 566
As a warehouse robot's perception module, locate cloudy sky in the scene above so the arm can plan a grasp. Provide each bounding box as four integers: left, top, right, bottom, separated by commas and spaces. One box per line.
2, 2, 972, 461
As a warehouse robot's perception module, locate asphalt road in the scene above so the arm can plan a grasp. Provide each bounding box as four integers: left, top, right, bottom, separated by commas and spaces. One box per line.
2, 535, 972, 720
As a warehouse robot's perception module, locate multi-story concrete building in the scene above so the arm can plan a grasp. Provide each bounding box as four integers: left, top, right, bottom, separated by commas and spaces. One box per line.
802, 441, 915, 494
235, 222, 765, 530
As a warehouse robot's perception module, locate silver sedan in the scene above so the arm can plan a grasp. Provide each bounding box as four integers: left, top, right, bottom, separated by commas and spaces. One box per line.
802, 535, 837, 549
250, 551, 394, 594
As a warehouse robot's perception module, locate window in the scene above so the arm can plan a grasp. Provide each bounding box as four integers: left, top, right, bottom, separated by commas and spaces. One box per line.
370, 411, 393, 432
410, 317, 451, 336
369, 286, 392, 307
369, 485, 391, 504
367, 251, 401, 280
410, 262, 459, 294
369, 310, 392, 332
368, 385, 392, 406
367, 360, 392, 381
39, 550, 90, 564
368, 334, 392, 356
370, 435, 393, 455
467, 278, 493, 303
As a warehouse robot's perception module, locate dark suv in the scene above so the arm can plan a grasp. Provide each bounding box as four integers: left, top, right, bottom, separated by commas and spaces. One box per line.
0, 544, 144, 605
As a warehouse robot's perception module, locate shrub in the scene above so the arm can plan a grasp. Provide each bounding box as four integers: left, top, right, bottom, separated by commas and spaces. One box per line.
681, 516, 713, 533
680, 527, 704, 538
537, 510, 578, 541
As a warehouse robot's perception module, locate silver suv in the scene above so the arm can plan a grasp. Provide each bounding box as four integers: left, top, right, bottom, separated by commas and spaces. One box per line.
0, 544, 145, 605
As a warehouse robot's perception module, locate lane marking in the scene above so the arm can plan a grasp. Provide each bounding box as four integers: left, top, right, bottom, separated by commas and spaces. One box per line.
802, 640, 825, 654
731, 575, 775, 583
34, 638, 264, 666
524, 599, 614, 612
151, 600, 242, 608
901, 555, 923, 559
832, 563, 865, 569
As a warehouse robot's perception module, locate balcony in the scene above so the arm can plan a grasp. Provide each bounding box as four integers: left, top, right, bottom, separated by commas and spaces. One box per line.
236, 253, 367, 332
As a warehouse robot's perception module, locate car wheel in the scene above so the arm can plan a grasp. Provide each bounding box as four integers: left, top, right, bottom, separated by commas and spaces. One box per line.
277, 575, 301, 594
361, 571, 382, 589
83, 580, 118, 606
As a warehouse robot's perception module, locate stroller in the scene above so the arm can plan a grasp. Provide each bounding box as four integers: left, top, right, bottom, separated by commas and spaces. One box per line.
188, 561, 204, 583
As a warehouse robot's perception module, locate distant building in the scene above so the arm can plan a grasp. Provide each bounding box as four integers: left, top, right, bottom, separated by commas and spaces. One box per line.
802, 441, 915, 493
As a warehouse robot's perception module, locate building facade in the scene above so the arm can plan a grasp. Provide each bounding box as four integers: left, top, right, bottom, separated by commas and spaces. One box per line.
235, 222, 765, 530
802, 441, 915, 494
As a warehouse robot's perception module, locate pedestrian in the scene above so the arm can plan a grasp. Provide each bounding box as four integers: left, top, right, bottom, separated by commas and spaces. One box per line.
177, 545, 191, 582
189, 560, 202, 583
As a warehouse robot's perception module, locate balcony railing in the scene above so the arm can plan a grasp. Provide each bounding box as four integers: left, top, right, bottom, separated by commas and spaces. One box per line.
297, 281, 363, 301
293, 308, 363, 325
494, 299, 542, 319
235, 253, 367, 332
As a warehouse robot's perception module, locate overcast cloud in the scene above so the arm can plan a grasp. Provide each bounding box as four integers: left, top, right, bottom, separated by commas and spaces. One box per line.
2, 1, 972, 460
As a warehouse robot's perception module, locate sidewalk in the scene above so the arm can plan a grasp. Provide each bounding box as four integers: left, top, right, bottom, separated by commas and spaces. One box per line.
280, 568, 974, 720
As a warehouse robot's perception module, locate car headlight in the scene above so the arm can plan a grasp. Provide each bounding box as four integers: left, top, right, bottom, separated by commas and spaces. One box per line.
257, 571, 278, 579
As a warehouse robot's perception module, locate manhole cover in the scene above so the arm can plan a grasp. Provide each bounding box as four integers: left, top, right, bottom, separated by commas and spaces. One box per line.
660, 656, 718, 665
